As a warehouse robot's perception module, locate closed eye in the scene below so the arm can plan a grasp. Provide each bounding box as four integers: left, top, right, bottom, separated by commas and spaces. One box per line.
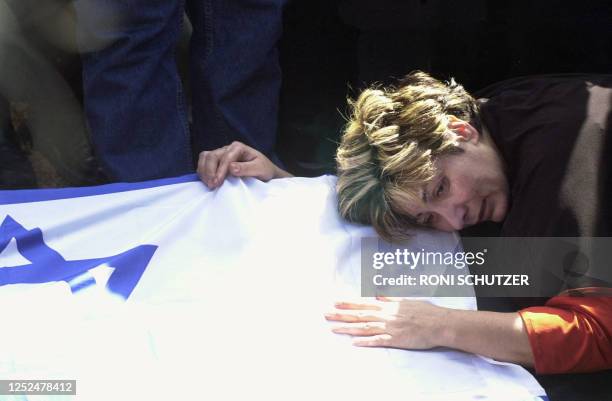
434, 176, 448, 199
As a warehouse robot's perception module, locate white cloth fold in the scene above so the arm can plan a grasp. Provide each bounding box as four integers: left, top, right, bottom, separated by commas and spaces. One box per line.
0, 175, 545, 401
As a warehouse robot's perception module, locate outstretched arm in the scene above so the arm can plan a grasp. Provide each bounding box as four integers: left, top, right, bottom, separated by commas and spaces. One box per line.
326, 298, 534, 366
328, 293, 612, 373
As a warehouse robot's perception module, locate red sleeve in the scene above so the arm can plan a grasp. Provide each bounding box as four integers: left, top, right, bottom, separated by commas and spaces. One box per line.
518, 288, 612, 374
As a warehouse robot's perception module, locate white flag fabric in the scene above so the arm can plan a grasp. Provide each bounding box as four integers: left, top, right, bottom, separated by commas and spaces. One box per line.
0, 174, 546, 401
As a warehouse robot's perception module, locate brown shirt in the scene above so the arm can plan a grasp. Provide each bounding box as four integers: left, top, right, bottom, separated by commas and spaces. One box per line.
470, 76, 612, 375
477, 74, 612, 237
463, 75, 612, 309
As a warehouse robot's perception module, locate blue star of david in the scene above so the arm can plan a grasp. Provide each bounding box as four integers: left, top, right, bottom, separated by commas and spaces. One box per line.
0, 215, 157, 299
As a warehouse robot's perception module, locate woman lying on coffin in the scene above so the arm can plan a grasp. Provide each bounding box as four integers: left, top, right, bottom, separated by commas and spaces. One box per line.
197, 71, 612, 374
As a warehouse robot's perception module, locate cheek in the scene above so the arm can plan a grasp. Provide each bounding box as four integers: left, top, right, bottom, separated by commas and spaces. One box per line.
478, 169, 506, 196
450, 174, 477, 201
460, 173, 493, 199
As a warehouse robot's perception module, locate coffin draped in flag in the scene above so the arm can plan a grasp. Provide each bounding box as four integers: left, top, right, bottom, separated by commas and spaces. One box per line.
0, 175, 546, 401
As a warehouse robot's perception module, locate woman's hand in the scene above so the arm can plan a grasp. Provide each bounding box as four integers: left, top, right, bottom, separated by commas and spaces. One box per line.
197, 141, 291, 189
325, 296, 534, 366
325, 297, 447, 349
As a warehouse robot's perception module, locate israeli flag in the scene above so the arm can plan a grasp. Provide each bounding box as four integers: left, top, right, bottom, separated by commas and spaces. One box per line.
0, 175, 546, 401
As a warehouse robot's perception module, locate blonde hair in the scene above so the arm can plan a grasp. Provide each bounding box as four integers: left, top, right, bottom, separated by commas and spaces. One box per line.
336, 71, 479, 241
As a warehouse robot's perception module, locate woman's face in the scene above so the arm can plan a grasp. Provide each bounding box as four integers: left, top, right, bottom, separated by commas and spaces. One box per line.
399, 121, 509, 232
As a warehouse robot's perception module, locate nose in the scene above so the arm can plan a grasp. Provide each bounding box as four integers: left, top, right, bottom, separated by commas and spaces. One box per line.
432, 201, 467, 231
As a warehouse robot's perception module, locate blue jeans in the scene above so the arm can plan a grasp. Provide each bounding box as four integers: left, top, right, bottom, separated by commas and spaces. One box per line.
75, 0, 285, 182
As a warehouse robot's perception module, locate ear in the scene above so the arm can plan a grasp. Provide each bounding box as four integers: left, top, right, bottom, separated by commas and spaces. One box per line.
447, 115, 480, 143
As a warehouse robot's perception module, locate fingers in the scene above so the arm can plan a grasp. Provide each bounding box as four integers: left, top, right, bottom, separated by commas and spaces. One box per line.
331, 322, 386, 336
329, 316, 394, 348
324, 310, 384, 323
197, 148, 225, 188
326, 306, 399, 349
216, 142, 258, 185
196, 141, 259, 189
353, 334, 393, 347
230, 159, 269, 181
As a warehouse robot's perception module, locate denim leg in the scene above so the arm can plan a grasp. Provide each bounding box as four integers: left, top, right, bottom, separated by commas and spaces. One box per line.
187, 0, 286, 162
75, 0, 192, 182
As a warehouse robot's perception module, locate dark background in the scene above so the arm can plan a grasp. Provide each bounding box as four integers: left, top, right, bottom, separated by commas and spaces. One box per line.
278, 0, 612, 177
2, 0, 612, 187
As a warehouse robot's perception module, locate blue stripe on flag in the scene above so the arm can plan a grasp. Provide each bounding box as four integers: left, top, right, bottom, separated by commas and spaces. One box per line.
0, 174, 199, 205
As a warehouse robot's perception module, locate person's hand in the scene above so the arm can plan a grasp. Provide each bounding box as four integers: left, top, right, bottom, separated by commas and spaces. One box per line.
325, 297, 448, 349
197, 141, 290, 189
